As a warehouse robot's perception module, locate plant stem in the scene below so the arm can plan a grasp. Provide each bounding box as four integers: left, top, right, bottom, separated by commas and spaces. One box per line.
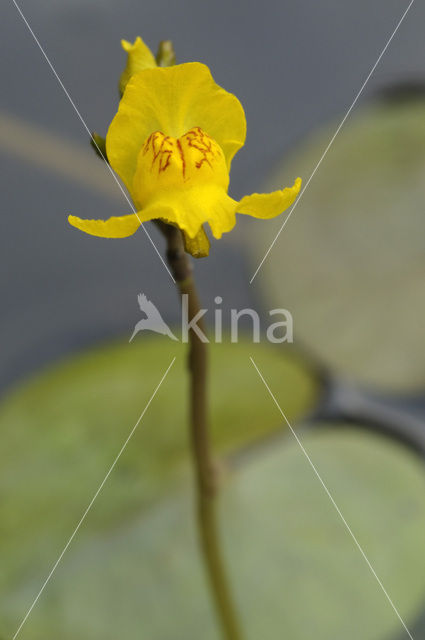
163, 224, 243, 640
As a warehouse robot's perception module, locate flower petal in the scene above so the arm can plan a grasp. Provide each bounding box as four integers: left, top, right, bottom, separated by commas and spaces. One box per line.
68, 214, 140, 238
106, 63, 246, 194
183, 227, 210, 258
119, 37, 157, 95
140, 186, 237, 240
236, 177, 302, 219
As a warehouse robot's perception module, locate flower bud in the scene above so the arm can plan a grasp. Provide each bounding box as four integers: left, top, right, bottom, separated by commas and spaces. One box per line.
119, 37, 156, 96
156, 40, 176, 67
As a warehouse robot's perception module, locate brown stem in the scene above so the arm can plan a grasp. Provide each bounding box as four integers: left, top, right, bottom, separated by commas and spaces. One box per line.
163, 224, 243, 640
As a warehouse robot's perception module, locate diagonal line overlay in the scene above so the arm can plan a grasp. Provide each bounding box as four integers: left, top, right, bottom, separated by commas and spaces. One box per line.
11, 0, 175, 283
12, 356, 176, 640
250, 0, 415, 283
250, 356, 414, 640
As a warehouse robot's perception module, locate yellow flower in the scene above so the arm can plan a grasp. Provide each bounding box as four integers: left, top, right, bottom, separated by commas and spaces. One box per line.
69, 37, 301, 258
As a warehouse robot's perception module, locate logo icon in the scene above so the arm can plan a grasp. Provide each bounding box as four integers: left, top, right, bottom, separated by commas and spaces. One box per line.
129, 293, 178, 342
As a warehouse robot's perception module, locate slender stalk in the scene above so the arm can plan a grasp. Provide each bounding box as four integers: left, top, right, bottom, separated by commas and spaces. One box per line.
163, 224, 243, 640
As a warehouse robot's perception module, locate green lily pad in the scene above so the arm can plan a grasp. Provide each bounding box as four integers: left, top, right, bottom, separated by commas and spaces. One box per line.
0, 336, 318, 637
246, 99, 425, 391
2, 421, 425, 639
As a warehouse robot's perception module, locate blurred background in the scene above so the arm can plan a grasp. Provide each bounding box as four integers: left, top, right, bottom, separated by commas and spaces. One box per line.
2, 1, 425, 639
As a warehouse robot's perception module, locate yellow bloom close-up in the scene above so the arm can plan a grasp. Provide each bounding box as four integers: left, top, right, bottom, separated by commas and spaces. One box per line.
69, 37, 301, 257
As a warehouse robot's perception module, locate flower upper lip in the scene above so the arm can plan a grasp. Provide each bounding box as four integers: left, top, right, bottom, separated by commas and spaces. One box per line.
107, 61, 247, 193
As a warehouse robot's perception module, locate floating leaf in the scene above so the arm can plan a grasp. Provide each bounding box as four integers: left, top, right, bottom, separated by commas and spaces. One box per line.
0, 336, 317, 636
247, 99, 425, 391
3, 421, 425, 638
